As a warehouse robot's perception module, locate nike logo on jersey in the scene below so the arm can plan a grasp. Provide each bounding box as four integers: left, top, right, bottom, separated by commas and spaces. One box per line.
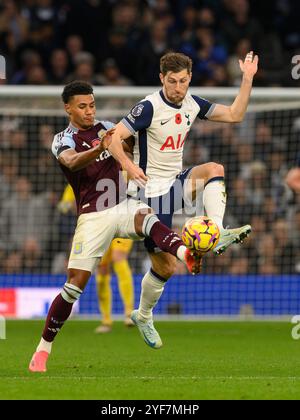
160, 118, 172, 126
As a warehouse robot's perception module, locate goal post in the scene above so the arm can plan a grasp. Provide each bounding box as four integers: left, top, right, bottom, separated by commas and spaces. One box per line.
0, 86, 299, 319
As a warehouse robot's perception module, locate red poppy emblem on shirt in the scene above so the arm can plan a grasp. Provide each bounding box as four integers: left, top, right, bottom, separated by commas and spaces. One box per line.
92, 139, 101, 147
175, 114, 182, 124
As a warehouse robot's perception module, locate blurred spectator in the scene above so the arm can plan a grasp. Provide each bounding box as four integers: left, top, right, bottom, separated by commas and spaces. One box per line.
258, 260, 279, 275
0, 151, 18, 214
0, 178, 40, 250
97, 58, 133, 86
2, 249, 23, 274
65, 34, 83, 66
246, 161, 268, 208
262, 196, 277, 225
25, 64, 48, 84
0, 0, 298, 87
1, 128, 29, 171
272, 218, 297, 274
21, 237, 43, 274
0, 0, 29, 47
229, 254, 249, 274
179, 5, 198, 43
291, 208, 300, 247
253, 122, 275, 161
48, 49, 70, 84
235, 143, 255, 180
10, 49, 42, 84
228, 178, 253, 226
39, 124, 54, 150
257, 233, 277, 267
65, 51, 100, 84
190, 27, 228, 85
221, 0, 263, 53
136, 19, 171, 85
227, 38, 251, 86
98, 27, 136, 82
63, 0, 112, 55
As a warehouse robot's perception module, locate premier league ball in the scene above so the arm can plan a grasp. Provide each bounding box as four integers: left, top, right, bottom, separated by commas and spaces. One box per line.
182, 216, 220, 253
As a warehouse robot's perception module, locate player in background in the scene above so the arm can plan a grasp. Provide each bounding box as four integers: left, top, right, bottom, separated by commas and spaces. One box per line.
108, 51, 258, 348
59, 184, 134, 332
95, 238, 134, 332
29, 81, 202, 372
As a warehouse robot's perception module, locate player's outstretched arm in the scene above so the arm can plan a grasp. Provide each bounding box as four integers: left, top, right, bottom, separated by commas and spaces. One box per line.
58, 130, 112, 172
109, 122, 148, 187
208, 51, 259, 123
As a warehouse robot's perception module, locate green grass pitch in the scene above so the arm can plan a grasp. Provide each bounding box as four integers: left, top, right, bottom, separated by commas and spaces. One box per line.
0, 320, 300, 400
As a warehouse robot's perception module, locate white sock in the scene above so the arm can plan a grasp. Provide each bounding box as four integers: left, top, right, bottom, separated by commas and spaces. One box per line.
36, 337, 52, 354
203, 178, 226, 231
176, 245, 186, 262
138, 270, 165, 321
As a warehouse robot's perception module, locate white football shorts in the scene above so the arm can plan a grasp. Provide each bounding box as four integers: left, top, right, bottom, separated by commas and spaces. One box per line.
68, 198, 150, 272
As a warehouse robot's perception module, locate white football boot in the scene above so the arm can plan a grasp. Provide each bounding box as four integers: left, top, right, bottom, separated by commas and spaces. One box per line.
131, 310, 162, 349
213, 225, 252, 255
94, 324, 112, 334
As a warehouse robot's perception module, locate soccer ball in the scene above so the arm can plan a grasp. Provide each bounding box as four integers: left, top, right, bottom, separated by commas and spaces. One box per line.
182, 216, 220, 253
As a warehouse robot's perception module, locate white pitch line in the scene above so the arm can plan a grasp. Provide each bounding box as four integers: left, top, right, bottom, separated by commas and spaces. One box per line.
4, 376, 300, 381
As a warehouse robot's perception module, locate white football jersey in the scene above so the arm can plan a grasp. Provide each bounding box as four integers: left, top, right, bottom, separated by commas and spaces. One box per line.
122, 90, 215, 197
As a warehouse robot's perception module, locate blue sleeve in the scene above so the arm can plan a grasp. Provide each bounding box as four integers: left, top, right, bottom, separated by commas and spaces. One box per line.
121, 100, 153, 133
101, 121, 115, 130
192, 95, 215, 120
51, 131, 76, 159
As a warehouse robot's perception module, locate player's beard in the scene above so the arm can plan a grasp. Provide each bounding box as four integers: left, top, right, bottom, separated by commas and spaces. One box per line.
171, 95, 185, 105
166, 90, 186, 105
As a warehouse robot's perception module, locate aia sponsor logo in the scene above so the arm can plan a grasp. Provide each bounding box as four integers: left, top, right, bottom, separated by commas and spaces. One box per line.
160, 132, 188, 151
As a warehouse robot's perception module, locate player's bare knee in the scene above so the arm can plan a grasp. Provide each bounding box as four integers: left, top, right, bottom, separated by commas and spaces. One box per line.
67, 268, 90, 291
207, 162, 224, 178
134, 208, 154, 236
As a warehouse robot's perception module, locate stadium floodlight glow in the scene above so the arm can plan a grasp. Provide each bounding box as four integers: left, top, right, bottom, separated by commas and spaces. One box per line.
0, 55, 6, 80
0, 316, 6, 340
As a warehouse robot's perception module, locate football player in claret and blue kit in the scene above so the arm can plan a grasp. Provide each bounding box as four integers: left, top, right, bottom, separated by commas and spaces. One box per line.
28, 81, 202, 372
108, 51, 258, 348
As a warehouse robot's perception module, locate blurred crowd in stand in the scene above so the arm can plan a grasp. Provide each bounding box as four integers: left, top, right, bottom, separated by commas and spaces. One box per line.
0, 0, 299, 87
1, 110, 300, 275
0, 0, 300, 275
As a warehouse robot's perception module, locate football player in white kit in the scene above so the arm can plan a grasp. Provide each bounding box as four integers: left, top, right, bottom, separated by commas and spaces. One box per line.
108, 51, 258, 349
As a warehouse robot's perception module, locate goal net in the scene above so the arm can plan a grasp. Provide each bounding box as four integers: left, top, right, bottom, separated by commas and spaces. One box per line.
0, 86, 299, 319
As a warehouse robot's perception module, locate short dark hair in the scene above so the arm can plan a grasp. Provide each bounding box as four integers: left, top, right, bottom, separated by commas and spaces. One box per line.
62, 80, 93, 104
160, 52, 193, 75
